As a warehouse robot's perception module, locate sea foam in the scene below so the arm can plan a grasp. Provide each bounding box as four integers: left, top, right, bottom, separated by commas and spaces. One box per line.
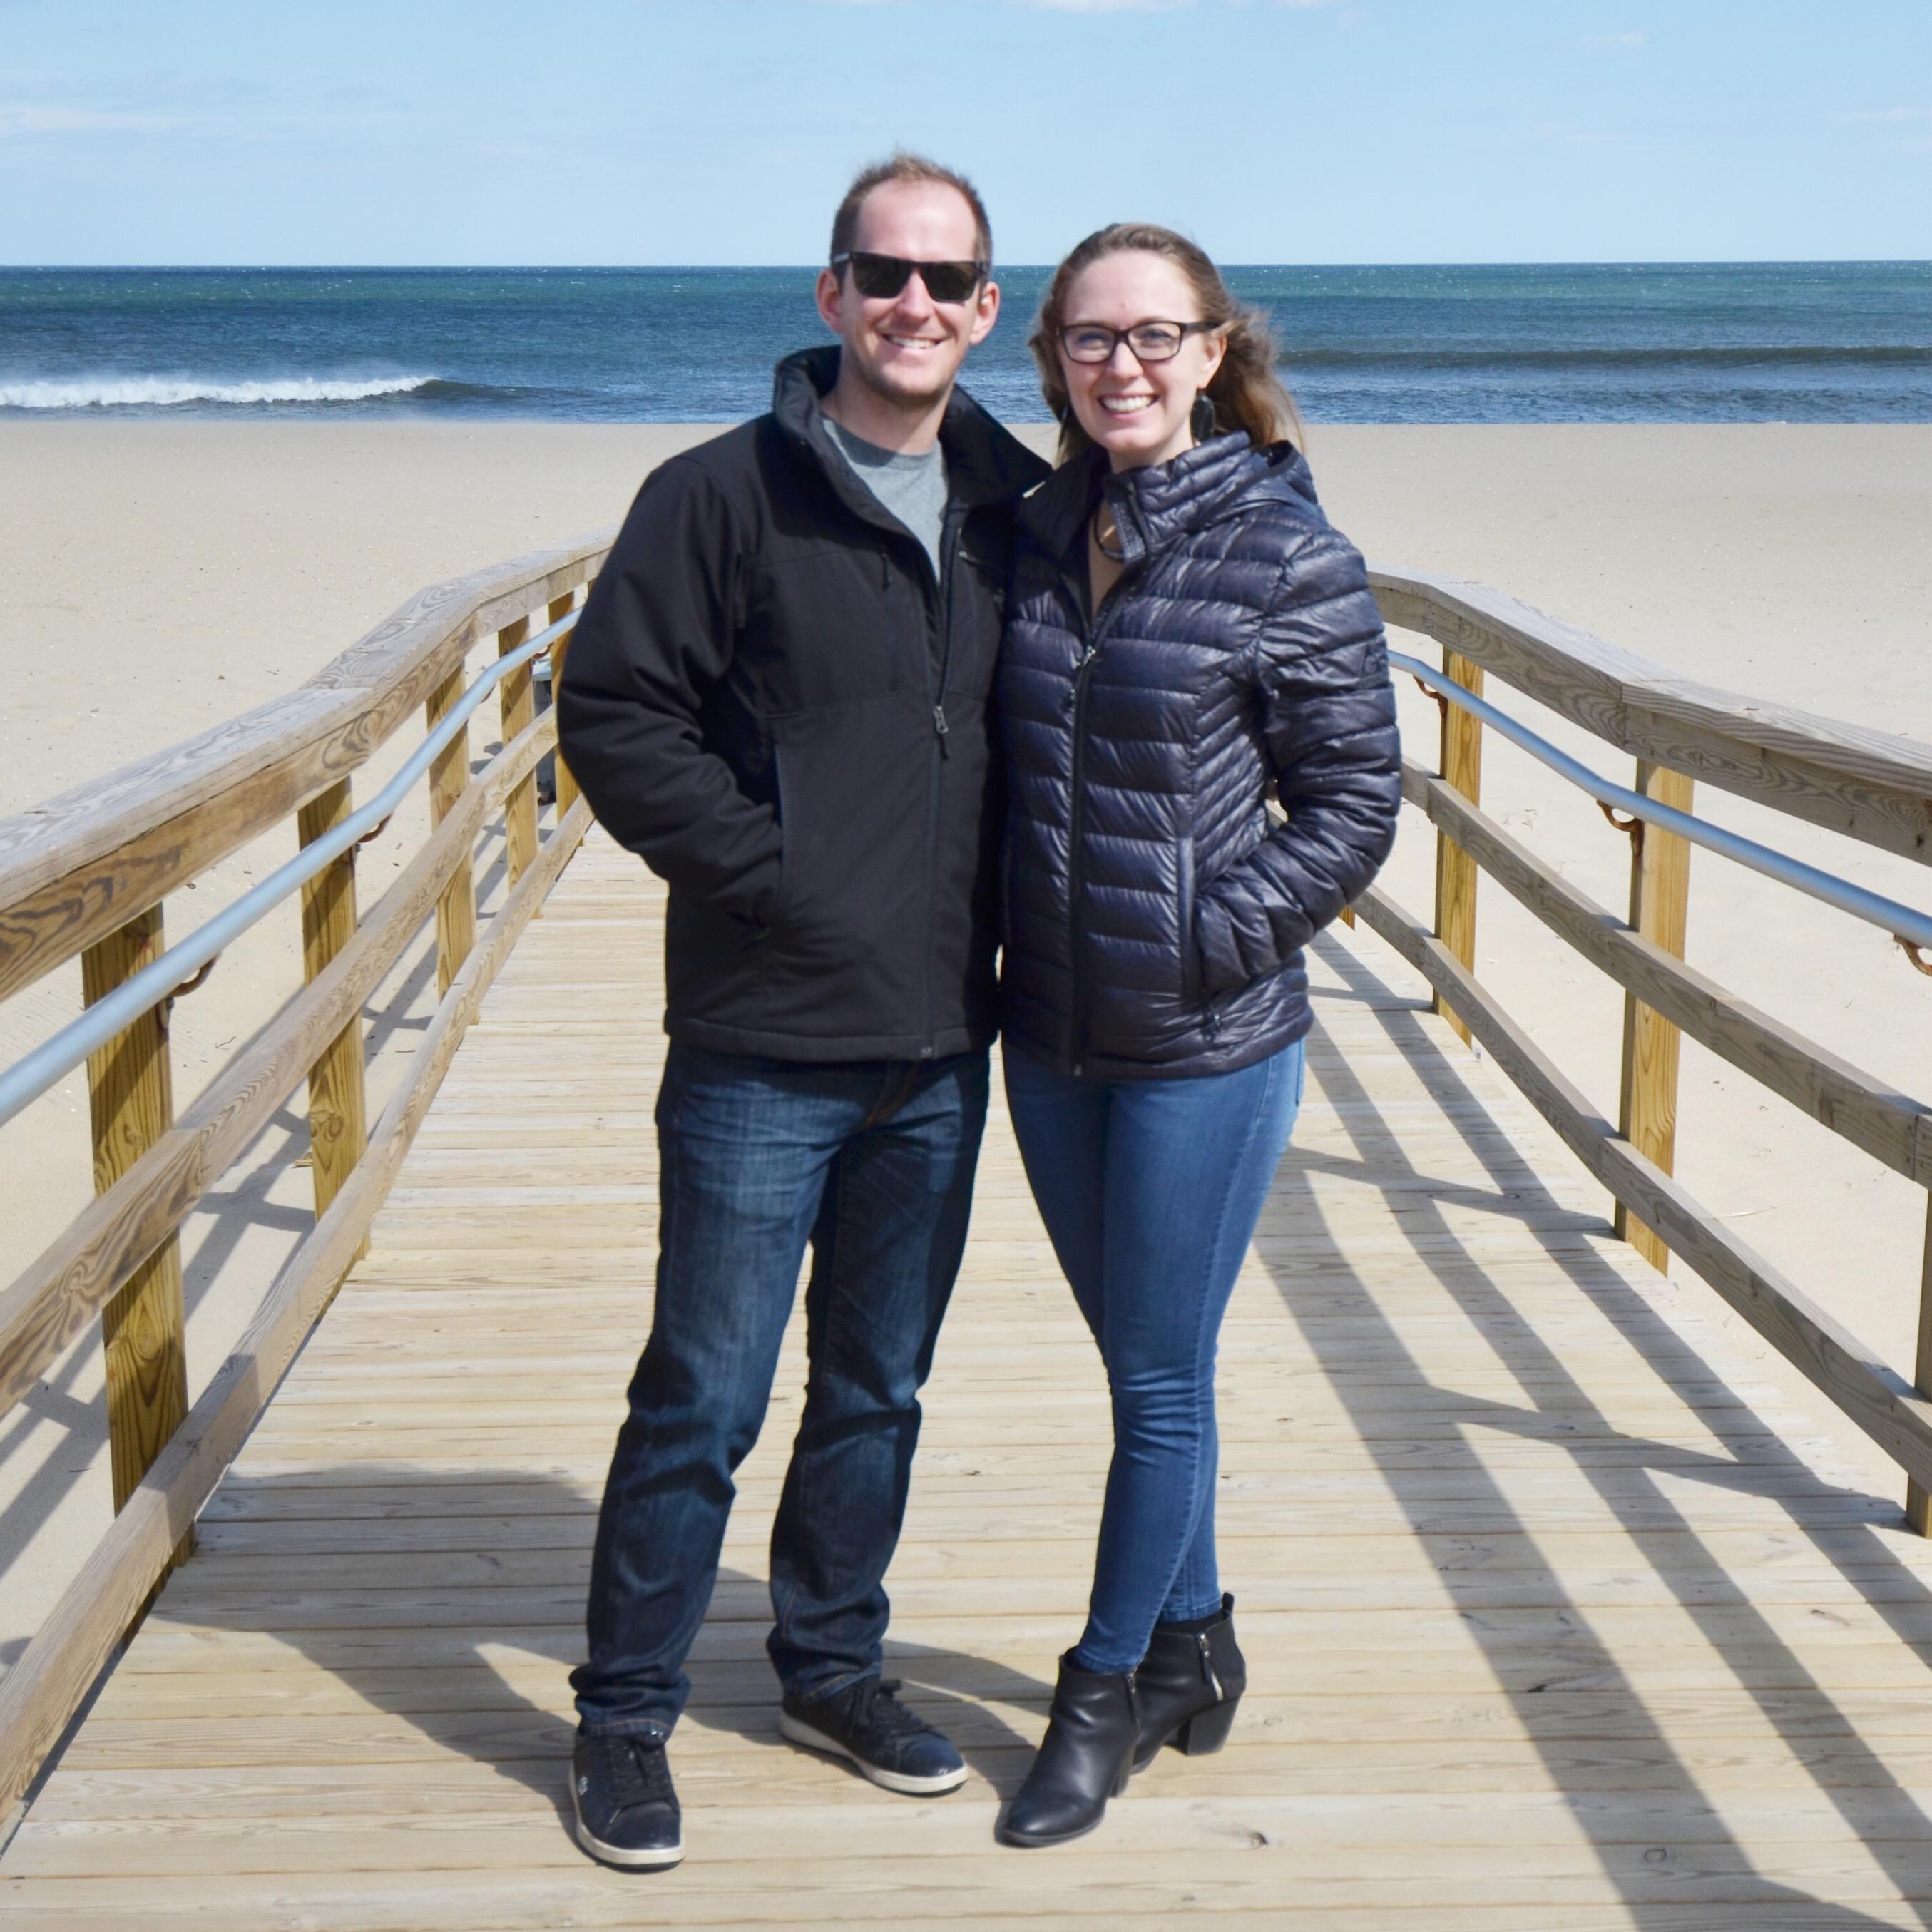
0, 374, 438, 409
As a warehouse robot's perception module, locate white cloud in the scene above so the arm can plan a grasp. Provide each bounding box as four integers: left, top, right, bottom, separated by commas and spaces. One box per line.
0, 103, 190, 136
1582, 30, 1645, 50
1832, 106, 1930, 125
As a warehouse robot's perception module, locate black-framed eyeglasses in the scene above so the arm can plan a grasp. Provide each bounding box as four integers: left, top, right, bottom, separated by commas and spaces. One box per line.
1059, 320, 1213, 365
832, 251, 988, 304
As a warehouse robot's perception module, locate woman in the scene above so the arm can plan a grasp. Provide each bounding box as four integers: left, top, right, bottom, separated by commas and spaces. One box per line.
995, 225, 1401, 1848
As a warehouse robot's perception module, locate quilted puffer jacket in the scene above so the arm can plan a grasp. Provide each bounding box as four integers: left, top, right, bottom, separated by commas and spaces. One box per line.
999, 431, 1401, 1079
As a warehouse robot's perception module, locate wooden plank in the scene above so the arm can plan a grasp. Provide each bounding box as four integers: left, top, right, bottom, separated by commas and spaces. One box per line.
1398, 757, 1932, 1186
1353, 883, 1932, 1491
497, 618, 538, 889
14, 828, 1932, 1927
425, 663, 477, 998
0, 801, 591, 1816
1908, 1194, 1932, 1535
79, 906, 189, 1544
546, 593, 580, 820
1615, 760, 1695, 1267
0, 733, 526, 1419
295, 780, 367, 1262
0, 539, 614, 1006
1372, 568, 1932, 864
1432, 648, 1483, 1046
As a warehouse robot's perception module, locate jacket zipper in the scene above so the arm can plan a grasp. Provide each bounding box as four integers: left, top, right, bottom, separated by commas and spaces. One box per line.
1054, 551, 1133, 1078
917, 503, 966, 1059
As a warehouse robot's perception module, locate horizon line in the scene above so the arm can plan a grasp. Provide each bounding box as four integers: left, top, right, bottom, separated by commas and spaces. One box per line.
4, 256, 1930, 273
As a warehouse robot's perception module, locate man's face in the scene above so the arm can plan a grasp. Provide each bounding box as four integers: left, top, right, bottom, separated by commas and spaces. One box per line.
815, 180, 1000, 413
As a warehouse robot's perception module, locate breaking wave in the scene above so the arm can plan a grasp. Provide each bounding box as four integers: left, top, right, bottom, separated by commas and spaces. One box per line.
0, 374, 441, 409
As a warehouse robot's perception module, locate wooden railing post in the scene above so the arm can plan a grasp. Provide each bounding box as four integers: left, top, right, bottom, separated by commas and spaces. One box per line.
1433, 651, 1483, 1044
1908, 1196, 1932, 1534
426, 663, 478, 997
500, 615, 538, 888
297, 780, 369, 1267
1615, 760, 1695, 1269
80, 906, 192, 1569
547, 592, 580, 820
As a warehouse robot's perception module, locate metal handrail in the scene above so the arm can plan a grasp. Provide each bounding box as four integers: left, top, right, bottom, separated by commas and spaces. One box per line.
0, 610, 577, 1133
1392, 648, 1932, 957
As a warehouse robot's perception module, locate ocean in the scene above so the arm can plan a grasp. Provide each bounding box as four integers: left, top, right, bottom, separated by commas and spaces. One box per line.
1, 262, 1927, 425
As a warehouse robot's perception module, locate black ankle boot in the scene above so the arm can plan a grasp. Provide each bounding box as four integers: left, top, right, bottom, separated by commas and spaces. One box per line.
1131, 1592, 1246, 1773
997, 1652, 1138, 1848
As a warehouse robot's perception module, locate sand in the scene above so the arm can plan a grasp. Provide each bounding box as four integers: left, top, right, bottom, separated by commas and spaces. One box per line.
1, 419, 1928, 1673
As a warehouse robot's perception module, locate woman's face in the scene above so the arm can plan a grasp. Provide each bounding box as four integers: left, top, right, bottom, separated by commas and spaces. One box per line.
1057, 250, 1227, 471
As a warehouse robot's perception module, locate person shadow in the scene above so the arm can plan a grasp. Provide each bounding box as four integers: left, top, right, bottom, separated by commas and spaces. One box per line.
178, 1462, 1047, 1835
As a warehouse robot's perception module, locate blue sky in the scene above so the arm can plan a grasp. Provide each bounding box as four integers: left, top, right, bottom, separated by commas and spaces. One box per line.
1, 0, 1927, 265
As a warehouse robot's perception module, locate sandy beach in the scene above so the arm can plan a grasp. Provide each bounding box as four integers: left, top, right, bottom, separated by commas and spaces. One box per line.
2, 419, 1929, 1670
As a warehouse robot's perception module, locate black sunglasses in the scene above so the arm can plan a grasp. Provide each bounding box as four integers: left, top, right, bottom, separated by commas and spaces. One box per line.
832, 251, 988, 304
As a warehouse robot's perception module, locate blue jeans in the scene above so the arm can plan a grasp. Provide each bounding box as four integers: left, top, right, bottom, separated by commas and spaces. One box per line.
1003, 1038, 1307, 1675
571, 1041, 989, 1734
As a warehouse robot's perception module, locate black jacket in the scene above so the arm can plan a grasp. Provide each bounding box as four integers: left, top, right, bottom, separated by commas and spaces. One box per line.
999, 433, 1401, 1079
558, 347, 1049, 1060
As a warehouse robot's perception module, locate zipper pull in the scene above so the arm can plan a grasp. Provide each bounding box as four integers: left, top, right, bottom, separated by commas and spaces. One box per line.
933, 702, 950, 755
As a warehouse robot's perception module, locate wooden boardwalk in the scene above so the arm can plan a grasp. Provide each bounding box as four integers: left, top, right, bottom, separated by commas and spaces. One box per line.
7, 824, 1932, 1928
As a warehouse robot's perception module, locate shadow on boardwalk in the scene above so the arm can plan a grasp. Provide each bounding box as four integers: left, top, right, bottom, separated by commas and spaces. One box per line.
189, 1464, 1045, 1840
1258, 929, 1932, 1930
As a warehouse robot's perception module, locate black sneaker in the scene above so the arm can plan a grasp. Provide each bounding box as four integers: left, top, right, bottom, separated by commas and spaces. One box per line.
779, 1677, 968, 1795
571, 1729, 684, 1869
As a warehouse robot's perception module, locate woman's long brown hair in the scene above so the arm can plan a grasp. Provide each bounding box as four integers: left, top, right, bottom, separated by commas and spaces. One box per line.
1028, 223, 1304, 465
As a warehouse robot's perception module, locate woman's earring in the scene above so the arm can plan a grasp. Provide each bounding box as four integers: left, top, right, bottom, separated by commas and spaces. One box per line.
1190, 392, 1217, 441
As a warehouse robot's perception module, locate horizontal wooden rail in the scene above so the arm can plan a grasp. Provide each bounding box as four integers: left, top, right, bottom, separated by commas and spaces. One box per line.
0, 535, 612, 1007
1371, 568, 1932, 867
0, 704, 564, 1419
1354, 882, 1932, 1491
0, 794, 592, 1816
1399, 756, 1932, 1188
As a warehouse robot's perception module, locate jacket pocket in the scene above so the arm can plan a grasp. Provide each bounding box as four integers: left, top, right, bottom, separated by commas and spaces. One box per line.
765, 700, 929, 990
1177, 835, 1200, 1003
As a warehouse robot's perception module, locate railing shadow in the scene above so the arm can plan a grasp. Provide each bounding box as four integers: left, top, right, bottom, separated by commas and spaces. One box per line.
172, 1463, 1042, 1836
0, 824, 504, 1613
1263, 926, 1932, 1926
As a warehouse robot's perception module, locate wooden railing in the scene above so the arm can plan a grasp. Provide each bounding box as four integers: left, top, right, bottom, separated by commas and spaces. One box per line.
1362, 568, 1932, 1524
0, 532, 612, 1814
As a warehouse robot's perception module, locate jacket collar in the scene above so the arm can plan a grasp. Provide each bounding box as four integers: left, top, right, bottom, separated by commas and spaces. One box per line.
772, 346, 1048, 533
1018, 431, 1321, 568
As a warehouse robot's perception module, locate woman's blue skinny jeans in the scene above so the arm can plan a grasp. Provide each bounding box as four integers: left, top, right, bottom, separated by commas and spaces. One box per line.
1003, 1036, 1306, 1675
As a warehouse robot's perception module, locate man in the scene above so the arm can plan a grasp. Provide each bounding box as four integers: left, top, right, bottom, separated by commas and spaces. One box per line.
556, 153, 1048, 1870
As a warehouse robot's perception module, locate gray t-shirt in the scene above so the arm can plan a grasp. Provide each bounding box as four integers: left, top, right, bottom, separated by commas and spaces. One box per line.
823, 417, 949, 579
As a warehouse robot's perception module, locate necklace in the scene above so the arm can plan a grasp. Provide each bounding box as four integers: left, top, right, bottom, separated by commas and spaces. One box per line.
1092, 504, 1125, 562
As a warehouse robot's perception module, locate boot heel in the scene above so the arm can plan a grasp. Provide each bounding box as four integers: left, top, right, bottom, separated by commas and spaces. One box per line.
1174, 1691, 1241, 1756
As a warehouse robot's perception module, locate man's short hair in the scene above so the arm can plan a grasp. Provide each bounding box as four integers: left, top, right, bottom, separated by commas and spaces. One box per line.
829, 152, 993, 269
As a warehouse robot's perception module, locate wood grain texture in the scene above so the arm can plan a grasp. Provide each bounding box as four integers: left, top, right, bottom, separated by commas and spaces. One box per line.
1398, 755, 1932, 1187
1615, 762, 1696, 1268
0, 735, 532, 1420
1372, 568, 1932, 866
296, 782, 367, 1262
1909, 1195, 1932, 1536
1354, 882, 1932, 1490
0, 538, 613, 1005
9, 835, 1932, 1927
498, 619, 538, 889
80, 909, 190, 1535
545, 592, 580, 822
0, 800, 591, 1818
426, 665, 478, 999
1433, 650, 1483, 1046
